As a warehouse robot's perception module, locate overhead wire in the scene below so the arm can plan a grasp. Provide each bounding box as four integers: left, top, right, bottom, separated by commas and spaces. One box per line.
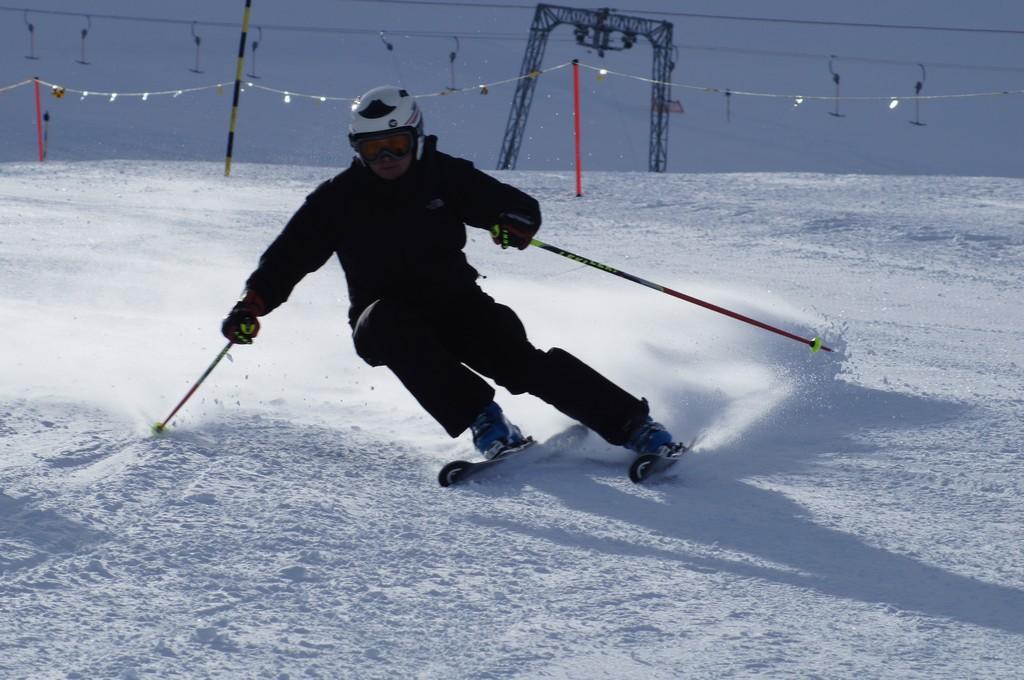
331, 0, 1024, 35
3, 4, 1021, 98
0, 6, 510, 41
2, 5, 1021, 72
629, 8, 1024, 36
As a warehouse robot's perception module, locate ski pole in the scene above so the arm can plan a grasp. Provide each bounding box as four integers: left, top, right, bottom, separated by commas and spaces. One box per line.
529, 238, 833, 353
152, 341, 234, 433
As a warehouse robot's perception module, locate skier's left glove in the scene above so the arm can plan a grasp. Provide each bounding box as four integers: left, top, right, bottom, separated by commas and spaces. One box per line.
491, 210, 539, 250
221, 290, 267, 344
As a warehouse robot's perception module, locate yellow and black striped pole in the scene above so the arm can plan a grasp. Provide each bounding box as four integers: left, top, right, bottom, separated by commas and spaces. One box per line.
224, 0, 253, 176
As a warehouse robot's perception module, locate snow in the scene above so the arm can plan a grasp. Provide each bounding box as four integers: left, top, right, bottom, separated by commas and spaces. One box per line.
2, 160, 1023, 678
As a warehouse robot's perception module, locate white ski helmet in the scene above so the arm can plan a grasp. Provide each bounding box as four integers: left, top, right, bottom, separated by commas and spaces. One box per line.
348, 86, 424, 155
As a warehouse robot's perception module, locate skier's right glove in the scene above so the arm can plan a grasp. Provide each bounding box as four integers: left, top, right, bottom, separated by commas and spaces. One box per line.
221, 290, 267, 344
491, 210, 539, 250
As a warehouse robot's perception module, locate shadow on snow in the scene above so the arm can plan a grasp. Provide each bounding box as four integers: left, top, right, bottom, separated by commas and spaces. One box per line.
463, 380, 1024, 635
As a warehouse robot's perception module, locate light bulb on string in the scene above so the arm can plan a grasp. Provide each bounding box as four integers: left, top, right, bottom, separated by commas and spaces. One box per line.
889, 98, 900, 110
109, 93, 117, 102
793, 96, 804, 108
142, 93, 149, 101
284, 92, 291, 104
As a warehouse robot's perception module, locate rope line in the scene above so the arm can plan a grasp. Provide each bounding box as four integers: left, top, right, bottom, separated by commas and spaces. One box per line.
4, 60, 1021, 105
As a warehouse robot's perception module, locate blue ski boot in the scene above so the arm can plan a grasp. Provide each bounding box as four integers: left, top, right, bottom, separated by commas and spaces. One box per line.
624, 415, 674, 455
470, 402, 528, 459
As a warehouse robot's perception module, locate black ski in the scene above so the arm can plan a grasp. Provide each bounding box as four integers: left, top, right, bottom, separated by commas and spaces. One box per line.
438, 424, 591, 487
628, 442, 690, 484
438, 438, 536, 487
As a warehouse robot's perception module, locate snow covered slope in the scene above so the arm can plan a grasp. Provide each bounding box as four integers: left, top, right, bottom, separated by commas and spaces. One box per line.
1, 162, 1022, 678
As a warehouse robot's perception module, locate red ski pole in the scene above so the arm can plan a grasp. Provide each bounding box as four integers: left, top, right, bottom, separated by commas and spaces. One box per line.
153, 341, 234, 433
530, 238, 833, 353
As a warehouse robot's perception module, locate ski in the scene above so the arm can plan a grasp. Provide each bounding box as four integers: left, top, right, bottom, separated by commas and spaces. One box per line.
438, 437, 536, 487
438, 424, 591, 487
440, 425, 694, 486
628, 442, 690, 484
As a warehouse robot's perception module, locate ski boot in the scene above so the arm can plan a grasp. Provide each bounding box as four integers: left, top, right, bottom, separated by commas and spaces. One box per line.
624, 415, 675, 455
625, 415, 690, 483
470, 401, 530, 459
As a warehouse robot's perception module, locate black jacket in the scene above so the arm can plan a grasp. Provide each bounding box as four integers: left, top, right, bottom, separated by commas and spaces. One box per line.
246, 136, 541, 326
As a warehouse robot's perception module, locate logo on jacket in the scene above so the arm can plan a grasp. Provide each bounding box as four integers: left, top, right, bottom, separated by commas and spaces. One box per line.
424, 198, 445, 210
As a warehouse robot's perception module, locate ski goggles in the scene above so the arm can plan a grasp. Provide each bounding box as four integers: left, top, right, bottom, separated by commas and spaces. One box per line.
352, 130, 415, 163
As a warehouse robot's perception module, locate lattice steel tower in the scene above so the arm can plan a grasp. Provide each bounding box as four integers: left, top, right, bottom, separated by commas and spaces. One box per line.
497, 4, 674, 172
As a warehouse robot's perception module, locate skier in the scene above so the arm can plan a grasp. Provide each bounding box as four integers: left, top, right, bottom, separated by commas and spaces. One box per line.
221, 85, 676, 460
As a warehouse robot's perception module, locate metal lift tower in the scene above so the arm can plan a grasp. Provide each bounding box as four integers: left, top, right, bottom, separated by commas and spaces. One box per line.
497, 4, 674, 173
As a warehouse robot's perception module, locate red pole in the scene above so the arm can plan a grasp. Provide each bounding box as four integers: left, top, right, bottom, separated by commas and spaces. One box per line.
33, 77, 44, 162
572, 59, 582, 197
153, 341, 235, 433
530, 238, 833, 353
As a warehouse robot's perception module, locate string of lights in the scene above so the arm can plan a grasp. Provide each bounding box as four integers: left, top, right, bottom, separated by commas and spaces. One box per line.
578, 62, 1024, 104
676, 43, 1024, 75
31, 78, 231, 101
5, 59, 1021, 110
2, 63, 567, 105
0, 78, 33, 93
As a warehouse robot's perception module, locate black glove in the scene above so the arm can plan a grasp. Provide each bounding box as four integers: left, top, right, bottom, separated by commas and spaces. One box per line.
221, 290, 267, 344
491, 210, 539, 250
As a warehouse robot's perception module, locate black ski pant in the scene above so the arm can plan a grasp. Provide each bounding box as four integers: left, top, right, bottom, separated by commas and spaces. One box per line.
351, 290, 648, 443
